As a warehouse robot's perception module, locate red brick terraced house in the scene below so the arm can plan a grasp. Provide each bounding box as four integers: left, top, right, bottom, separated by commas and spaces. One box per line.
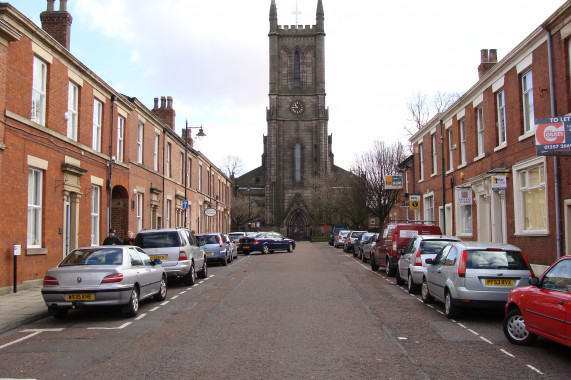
407, 1, 571, 275
0, 2, 231, 292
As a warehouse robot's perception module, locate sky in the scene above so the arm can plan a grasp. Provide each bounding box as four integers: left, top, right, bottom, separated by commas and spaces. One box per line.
13, 0, 566, 175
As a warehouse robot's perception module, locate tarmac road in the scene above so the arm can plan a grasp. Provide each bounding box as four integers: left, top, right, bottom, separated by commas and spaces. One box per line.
0, 241, 569, 379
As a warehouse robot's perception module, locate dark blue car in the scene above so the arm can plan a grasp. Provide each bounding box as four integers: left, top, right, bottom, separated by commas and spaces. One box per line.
238, 232, 295, 255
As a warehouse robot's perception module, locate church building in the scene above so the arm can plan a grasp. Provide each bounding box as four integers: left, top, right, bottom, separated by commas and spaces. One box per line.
236, 0, 349, 240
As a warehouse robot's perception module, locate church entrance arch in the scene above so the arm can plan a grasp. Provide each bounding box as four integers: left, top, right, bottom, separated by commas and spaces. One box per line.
286, 209, 311, 241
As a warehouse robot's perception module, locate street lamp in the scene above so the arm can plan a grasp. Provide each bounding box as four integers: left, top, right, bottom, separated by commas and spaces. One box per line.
184, 120, 206, 228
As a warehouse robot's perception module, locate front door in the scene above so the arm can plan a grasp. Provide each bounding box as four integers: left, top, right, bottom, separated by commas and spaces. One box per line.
291, 214, 305, 240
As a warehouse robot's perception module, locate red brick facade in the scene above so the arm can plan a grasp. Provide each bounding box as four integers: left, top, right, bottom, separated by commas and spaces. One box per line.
0, 4, 231, 292
406, 4, 571, 269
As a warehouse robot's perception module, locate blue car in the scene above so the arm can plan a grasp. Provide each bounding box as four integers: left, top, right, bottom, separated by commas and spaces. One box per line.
238, 232, 295, 255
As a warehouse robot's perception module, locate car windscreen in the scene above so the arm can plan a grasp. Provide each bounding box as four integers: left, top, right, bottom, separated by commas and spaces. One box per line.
60, 248, 123, 266
420, 241, 454, 255
198, 235, 219, 245
134, 232, 180, 248
228, 234, 243, 240
467, 250, 529, 270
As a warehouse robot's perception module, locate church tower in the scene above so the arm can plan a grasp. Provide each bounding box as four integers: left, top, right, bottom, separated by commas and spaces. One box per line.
237, 0, 347, 239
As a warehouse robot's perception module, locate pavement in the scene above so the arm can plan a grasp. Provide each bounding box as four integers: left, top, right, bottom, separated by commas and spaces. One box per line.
0, 285, 48, 335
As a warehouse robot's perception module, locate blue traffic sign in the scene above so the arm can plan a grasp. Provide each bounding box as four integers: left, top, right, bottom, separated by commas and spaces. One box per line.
182, 200, 189, 209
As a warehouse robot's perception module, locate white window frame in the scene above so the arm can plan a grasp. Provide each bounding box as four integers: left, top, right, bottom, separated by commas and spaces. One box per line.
180, 152, 184, 183
496, 90, 507, 146
455, 187, 473, 238
459, 119, 466, 165
431, 134, 437, 175
166, 199, 171, 228
137, 122, 144, 164
91, 185, 100, 245
476, 106, 484, 157
32, 56, 47, 126
137, 193, 143, 232
199, 164, 203, 191
67, 82, 79, 140
522, 70, 535, 134
447, 128, 453, 172
513, 156, 548, 236
423, 192, 434, 223
166, 142, 171, 178
92, 99, 103, 151
153, 133, 159, 171
418, 142, 424, 181
117, 116, 125, 162
27, 168, 43, 248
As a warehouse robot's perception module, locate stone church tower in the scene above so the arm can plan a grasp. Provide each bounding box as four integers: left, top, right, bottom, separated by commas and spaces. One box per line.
236, 0, 348, 239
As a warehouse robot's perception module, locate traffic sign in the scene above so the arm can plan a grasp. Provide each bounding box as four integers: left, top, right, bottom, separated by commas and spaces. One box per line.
182, 200, 189, 210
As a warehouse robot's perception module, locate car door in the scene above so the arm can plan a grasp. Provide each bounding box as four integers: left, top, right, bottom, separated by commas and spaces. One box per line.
524, 259, 571, 342
426, 245, 453, 300
137, 248, 162, 295
399, 237, 417, 279
128, 248, 150, 297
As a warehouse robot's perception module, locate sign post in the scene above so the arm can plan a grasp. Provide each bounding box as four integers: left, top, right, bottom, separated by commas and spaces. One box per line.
13, 244, 21, 293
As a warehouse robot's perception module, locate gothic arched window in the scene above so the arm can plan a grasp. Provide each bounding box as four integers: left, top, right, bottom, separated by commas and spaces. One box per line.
295, 143, 301, 182
294, 50, 301, 87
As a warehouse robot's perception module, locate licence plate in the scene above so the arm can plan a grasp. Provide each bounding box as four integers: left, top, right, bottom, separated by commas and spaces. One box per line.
205, 252, 213, 256
66, 293, 94, 301
485, 279, 514, 286
150, 255, 167, 261
242, 246, 250, 249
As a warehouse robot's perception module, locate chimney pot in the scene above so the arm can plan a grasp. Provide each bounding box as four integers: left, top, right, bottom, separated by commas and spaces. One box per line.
160, 96, 166, 109
480, 49, 489, 63
154, 97, 159, 109
167, 96, 173, 109
47, 0, 55, 11
60, 0, 68, 11
489, 49, 497, 63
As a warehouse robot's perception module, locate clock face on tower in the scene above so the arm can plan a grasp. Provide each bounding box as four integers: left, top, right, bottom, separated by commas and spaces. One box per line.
290, 100, 305, 115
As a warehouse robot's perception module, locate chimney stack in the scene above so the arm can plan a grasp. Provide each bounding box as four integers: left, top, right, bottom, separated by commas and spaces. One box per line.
152, 96, 176, 130
478, 49, 498, 79
40, 0, 73, 50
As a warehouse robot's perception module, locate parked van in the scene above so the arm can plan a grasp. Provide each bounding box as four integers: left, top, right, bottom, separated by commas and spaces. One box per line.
370, 222, 442, 276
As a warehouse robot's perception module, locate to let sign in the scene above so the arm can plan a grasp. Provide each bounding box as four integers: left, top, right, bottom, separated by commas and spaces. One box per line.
535, 117, 571, 155
385, 175, 403, 189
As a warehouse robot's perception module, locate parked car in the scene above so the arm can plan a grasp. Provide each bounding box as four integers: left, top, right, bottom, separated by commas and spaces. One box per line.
360, 233, 378, 263
421, 241, 534, 318
196, 233, 232, 266
134, 228, 207, 286
329, 226, 348, 246
334, 230, 349, 248
371, 222, 442, 276
396, 235, 461, 293
225, 234, 238, 260
357, 232, 376, 260
42, 246, 167, 318
238, 232, 295, 254
344, 230, 367, 255
503, 255, 571, 347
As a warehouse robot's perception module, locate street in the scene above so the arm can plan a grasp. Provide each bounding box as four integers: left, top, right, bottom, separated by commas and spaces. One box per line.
0, 241, 569, 379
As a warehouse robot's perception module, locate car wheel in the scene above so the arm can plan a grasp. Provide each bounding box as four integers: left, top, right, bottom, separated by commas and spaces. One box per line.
183, 263, 196, 286
396, 269, 405, 285
444, 290, 459, 319
361, 250, 366, 262
385, 258, 396, 277
287, 243, 294, 252
197, 260, 208, 279
123, 287, 139, 317
370, 255, 379, 271
503, 309, 537, 345
154, 276, 167, 301
48, 306, 68, 319
408, 272, 420, 294
421, 278, 434, 303
262, 245, 270, 255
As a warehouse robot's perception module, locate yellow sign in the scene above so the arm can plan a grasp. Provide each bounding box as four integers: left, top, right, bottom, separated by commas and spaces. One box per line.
409, 195, 420, 210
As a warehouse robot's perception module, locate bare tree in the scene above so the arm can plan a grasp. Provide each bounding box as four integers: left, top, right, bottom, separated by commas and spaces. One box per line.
220, 155, 244, 179
230, 193, 263, 230
404, 90, 461, 135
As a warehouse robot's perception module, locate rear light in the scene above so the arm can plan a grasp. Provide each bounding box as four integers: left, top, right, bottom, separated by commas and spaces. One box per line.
101, 273, 124, 284
254, 239, 259, 244
458, 250, 467, 278
521, 253, 535, 277
217, 235, 223, 248
43, 276, 59, 286
179, 251, 188, 260
348, 237, 351, 244
392, 232, 398, 253
414, 249, 422, 266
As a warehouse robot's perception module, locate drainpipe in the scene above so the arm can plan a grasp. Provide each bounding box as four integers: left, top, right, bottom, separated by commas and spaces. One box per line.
440, 119, 446, 234
546, 30, 562, 259
107, 94, 116, 233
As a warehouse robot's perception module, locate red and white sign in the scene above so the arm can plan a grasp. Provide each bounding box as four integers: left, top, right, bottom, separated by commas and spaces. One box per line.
536, 122, 565, 145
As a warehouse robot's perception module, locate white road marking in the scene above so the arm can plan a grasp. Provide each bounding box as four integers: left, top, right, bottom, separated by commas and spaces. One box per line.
0, 329, 64, 350
149, 306, 160, 312
457, 323, 467, 329
527, 365, 543, 375
398, 337, 407, 340
134, 313, 147, 321
500, 349, 514, 358
468, 329, 479, 336
437, 310, 444, 315
88, 322, 131, 330
179, 290, 187, 294
479, 336, 493, 344
171, 295, 179, 299
426, 305, 434, 309
160, 301, 169, 306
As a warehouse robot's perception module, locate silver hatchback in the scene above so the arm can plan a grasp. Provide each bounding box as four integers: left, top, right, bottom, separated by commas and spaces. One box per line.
421, 241, 534, 318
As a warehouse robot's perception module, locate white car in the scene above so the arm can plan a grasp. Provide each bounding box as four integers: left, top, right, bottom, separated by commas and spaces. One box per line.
334, 230, 349, 248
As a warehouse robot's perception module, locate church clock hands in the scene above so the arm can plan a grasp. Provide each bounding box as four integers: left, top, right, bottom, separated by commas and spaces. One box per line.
290, 100, 305, 115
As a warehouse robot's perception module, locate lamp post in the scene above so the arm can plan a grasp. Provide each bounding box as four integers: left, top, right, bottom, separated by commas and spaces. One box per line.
184, 120, 206, 228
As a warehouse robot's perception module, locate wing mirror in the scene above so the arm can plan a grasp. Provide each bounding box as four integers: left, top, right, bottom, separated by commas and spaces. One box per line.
528, 277, 539, 286
425, 258, 435, 265
152, 259, 162, 266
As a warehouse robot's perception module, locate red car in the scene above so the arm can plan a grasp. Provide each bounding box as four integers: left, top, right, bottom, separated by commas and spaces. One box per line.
503, 255, 571, 347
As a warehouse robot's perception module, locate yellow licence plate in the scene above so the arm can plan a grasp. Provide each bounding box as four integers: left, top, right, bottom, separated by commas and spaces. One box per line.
66, 293, 94, 301
150, 255, 167, 261
242, 246, 250, 249
485, 279, 514, 286
205, 252, 213, 256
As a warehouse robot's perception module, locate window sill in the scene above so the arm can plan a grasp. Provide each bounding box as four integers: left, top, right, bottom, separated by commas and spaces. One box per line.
446, 168, 454, 175
514, 230, 549, 237
473, 154, 485, 162
430, 172, 438, 178
457, 233, 473, 238
457, 163, 467, 170
494, 143, 507, 152
518, 130, 535, 142
26, 247, 48, 255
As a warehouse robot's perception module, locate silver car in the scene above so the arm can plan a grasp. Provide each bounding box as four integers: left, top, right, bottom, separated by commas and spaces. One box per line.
334, 230, 349, 248
421, 241, 534, 318
196, 233, 232, 266
42, 246, 167, 318
225, 234, 238, 260
134, 228, 207, 285
358, 233, 377, 262
396, 235, 461, 294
